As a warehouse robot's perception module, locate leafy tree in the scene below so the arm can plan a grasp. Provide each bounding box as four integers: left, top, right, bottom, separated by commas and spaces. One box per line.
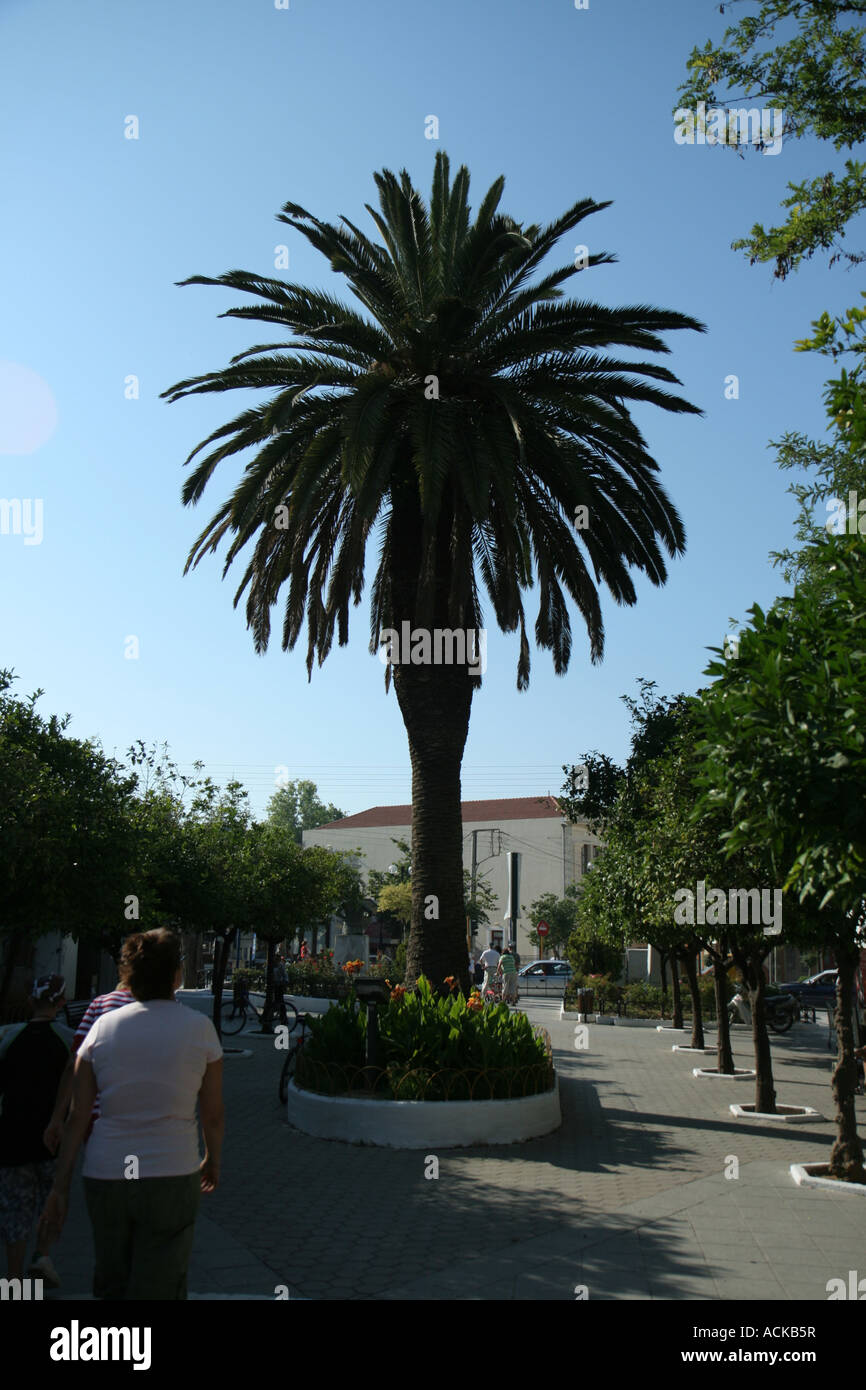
0, 672, 138, 1006
371, 834, 495, 939
376, 881, 412, 930
164, 153, 703, 994
243, 824, 361, 1028
696, 536, 866, 1181
367, 837, 412, 899
526, 884, 583, 959
562, 682, 707, 1041
640, 705, 823, 1100
566, 896, 626, 979
675, 0, 866, 278
771, 295, 866, 584
266, 778, 344, 843
176, 778, 254, 1033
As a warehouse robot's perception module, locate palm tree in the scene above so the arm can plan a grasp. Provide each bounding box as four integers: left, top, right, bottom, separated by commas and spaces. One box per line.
163, 153, 704, 993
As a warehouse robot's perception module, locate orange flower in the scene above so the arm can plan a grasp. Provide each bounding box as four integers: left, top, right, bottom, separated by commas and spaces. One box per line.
466, 994, 483, 1012
390, 985, 406, 1002
444, 975, 458, 991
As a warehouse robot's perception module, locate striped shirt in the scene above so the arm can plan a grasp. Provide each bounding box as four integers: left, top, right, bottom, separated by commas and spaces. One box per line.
74, 987, 135, 1121
499, 953, 517, 975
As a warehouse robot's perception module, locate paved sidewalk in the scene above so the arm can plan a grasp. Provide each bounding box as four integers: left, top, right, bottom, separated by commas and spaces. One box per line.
46, 1000, 866, 1301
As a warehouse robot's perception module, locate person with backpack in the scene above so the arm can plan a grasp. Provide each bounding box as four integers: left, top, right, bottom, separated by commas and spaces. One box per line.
39, 930, 223, 1301
0, 975, 73, 1288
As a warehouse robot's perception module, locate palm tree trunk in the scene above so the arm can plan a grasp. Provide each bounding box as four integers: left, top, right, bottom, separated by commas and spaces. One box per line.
828, 937, 866, 1183
393, 663, 474, 995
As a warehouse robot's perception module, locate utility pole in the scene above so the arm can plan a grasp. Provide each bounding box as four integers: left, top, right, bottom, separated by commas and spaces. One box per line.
468, 829, 479, 950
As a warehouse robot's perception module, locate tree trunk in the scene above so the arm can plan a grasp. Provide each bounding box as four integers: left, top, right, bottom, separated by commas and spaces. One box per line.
393, 662, 474, 996
828, 938, 866, 1183
744, 949, 776, 1114
211, 927, 237, 1039
182, 930, 201, 989
670, 961, 683, 1029
659, 951, 668, 1012
682, 947, 704, 1049
260, 938, 276, 1034
713, 957, 735, 1074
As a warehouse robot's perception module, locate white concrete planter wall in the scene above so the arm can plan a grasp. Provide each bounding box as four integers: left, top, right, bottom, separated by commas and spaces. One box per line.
791, 1162, 866, 1194
287, 994, 338, 1016
560, 1011, 684, 1029
692, 1067, 756, 1080
731, 1104, 822, 1124
285, 1076, 561, 1149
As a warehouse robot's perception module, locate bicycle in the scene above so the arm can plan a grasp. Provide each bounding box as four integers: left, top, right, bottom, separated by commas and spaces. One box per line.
220, 982, 299, 1036
278, 1014, 313, 1104
483, 975, 504, 1006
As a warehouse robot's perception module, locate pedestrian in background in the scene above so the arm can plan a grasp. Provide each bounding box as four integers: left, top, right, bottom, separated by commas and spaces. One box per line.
479, 943, 501, 998
499, 947, 519, 1004
0, 975, 73, 1288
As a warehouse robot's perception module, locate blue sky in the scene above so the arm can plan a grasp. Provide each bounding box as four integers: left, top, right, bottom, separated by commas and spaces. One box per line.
1, 0, 858, 818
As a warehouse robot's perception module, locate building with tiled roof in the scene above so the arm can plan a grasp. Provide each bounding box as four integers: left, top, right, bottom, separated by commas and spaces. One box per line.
303, 795, 601, 958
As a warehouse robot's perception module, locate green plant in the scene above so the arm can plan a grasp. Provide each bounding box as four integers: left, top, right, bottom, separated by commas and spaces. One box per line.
620, 981, 665, 1019
284, 958, 351, 1000
300, 975, 552, 1100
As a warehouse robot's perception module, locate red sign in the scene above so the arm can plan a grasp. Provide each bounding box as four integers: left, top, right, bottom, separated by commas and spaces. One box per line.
537, 921, 550, 936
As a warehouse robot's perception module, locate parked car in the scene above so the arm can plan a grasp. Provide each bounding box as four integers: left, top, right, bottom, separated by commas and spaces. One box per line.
778, 970, 838, 1006
518, 960, 573, 994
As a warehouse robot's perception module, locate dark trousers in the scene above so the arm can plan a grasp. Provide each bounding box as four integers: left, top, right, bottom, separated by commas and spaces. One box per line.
83, 1172, 200, 1300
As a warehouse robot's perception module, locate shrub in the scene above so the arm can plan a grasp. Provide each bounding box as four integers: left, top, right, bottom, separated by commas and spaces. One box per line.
285, 956, 351, 999
564, 973, 621, 1013
621, 981, 665, 1018
298, 976, 553, 1100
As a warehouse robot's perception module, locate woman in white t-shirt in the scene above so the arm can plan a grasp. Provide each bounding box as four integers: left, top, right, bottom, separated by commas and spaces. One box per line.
40, 929, 224, 1300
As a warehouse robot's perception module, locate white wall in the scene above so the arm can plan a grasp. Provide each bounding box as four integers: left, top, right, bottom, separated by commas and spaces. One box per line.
304, 816, 602, 960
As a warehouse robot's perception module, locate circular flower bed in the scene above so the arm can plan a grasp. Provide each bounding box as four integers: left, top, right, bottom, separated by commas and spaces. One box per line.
296, 975, 555, 1102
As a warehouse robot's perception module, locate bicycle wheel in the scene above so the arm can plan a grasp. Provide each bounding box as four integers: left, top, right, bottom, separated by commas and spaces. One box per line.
768, 1011, 794, 1034
279, 1045, 299, 1104
220, 999, 247, 1035
278, 998, 300, 1034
